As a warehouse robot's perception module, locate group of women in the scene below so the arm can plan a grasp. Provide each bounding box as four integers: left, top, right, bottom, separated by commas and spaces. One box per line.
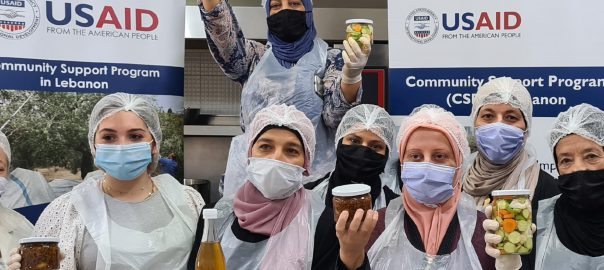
2, 0, 604, 269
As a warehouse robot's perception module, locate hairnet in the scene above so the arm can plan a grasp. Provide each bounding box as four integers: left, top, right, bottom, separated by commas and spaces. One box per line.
471, 77, 533, 133
0, 131, 10, 166
397, 104, 470, 169
549, 103, 604, 151
335, 104, 396, 153
88, 93, 162, 161
248, 104, 315, 172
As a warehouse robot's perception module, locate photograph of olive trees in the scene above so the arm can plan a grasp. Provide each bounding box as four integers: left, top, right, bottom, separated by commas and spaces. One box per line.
0, 90, 184, 182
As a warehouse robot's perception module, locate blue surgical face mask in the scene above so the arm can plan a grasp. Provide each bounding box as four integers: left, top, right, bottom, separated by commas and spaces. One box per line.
475, 122, 525, 165
401, 162, 457, 206
95, 142, 152, 181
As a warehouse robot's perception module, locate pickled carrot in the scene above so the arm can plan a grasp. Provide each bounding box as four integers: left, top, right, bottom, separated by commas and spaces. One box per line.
502, 219, 517, 233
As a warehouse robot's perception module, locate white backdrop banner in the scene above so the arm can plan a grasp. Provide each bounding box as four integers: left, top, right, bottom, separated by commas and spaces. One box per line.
0, 0, 185, 96
387, 1, 604, 176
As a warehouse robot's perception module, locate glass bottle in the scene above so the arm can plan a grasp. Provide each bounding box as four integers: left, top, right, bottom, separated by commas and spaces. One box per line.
195, 208, 226, 270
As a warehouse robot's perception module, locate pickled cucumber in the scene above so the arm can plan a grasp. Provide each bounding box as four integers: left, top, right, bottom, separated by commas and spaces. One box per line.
522, 209, 530, 219
497, 200, 509, 210
517, 220, 529, 232
524, 237, 533, 250
503, 242, 516, 254
508, 231, 521, 244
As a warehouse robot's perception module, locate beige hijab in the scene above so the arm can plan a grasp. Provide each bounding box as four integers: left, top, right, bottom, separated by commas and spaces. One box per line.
463, 149, 540, 208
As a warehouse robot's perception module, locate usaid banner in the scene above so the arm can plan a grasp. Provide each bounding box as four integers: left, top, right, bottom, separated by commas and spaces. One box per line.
0, 0, 184, 95
0, 0, 185, 183
388, 1, 604, 176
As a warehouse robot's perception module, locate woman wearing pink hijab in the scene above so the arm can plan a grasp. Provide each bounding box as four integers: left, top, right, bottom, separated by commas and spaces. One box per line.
357, 105, 494, 269
188, 104, 377, 270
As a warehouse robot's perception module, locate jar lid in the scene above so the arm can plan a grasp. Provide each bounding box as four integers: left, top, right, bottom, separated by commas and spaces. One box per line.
19, 237, 60, 244
332, 184, 371, 197
346, 19, 374, 25
491, 189, 531, 197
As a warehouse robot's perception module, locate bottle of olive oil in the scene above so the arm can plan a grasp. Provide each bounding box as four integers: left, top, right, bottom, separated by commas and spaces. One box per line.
195, 209, 226, 270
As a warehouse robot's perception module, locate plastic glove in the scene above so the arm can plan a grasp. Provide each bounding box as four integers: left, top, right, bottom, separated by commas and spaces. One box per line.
336, 209, 378, 270
7, 248, 21, 270
483, 204, 536, 270
341, 37, 370, 84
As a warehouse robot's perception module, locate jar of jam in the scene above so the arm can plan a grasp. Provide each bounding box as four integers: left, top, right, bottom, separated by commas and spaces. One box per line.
332, 184, 372, 226
491, 190, 532, 255
19, 237, 60, 270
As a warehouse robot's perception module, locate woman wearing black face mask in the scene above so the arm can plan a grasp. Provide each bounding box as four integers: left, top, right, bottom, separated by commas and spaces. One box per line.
306, 104, 400, 210
198, 0, 372, 198
484, 103, 604, 270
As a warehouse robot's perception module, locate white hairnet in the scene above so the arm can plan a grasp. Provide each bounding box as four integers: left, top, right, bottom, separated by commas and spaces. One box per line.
335, 104, 396, 153
247, 104, 315, 172
0, 131, 10, 166
88, 93, 162, 158
471, 77, 533, 133
549, 103, 604, 151
397, 104, 471, 168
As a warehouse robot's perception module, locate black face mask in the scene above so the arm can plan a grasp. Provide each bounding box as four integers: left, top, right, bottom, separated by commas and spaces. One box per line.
335, 144, 388, 183
266, 9, 308, 43
326, 143, 388, 208
557, 169, 604, 211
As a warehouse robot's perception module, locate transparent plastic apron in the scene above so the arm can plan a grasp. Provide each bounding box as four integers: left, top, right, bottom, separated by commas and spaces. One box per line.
0, 206, 33, 268
217, 190, 324, 270
535, 195, 604, 270
0, 168, 55, 209
223, 38, 335, 197
368, 193, 482, 270
71, 175, 196, 270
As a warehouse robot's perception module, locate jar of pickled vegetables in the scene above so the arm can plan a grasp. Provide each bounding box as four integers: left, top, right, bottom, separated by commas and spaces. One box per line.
345, 19, 373, 54
332, 184, 372, 227
491, 190, 532, 255
19, 237, 60, 270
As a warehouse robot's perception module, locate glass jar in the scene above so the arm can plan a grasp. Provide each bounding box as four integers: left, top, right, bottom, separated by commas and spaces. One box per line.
491, 190, 532, 255
19, 237, 60, 270
345, 19, 374, 54
332, 184, 372, 226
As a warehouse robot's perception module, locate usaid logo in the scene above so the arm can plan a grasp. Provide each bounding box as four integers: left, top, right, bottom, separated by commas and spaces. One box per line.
405, 8, 439, 44
0, 0, 40, 40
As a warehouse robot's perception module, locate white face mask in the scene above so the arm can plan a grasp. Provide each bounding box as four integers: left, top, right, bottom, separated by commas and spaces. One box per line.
0, 176, 8, 197
246, 157, 305, 200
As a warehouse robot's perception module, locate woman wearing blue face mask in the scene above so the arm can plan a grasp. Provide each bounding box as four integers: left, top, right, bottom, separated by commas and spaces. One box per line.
198, 0, 371, 197
484, 103, 604, 269
347, 105, 494, 269
8, 93, 205, 270
187, 104, 378, 270
462, 77, 559, 269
